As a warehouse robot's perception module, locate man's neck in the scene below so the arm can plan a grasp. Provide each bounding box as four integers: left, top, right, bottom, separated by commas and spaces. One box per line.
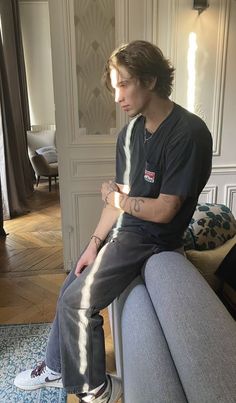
144, 97, 174, 134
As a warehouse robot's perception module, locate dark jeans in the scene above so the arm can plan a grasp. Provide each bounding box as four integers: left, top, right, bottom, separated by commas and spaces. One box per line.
45, 230, 161, 394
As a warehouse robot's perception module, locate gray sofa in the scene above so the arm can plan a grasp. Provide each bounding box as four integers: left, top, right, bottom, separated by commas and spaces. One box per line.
109, 204, 236, 402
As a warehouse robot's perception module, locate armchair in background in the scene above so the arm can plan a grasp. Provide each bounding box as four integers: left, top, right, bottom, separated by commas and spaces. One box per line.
27, 129, 59, 192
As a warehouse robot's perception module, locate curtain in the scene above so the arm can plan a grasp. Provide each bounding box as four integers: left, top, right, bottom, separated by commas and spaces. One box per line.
0, 0, 33, 218
0, 178, 6, 237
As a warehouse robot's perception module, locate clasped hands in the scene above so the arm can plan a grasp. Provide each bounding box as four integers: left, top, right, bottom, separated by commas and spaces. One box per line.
101, 180, 119, 207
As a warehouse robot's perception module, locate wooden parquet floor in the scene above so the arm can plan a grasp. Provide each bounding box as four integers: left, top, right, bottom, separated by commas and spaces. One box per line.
0, 181, 117, 402
0, 183, 63, 278
0, 181, 65, 323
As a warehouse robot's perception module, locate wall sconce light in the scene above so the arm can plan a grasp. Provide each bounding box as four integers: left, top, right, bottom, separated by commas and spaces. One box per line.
193, 0, 209, 14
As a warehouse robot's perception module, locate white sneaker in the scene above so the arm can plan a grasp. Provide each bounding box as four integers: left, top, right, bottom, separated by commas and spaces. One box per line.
14, 361, 63, 390
77, 374, 122, 402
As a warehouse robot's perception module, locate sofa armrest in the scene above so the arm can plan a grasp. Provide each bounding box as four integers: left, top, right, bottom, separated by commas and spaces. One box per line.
108, 276, 143, 378
144, 252, 236, 403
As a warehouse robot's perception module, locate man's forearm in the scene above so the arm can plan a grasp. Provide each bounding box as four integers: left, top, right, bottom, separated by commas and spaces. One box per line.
107, 191, 182, 224
91, 203, 121, 242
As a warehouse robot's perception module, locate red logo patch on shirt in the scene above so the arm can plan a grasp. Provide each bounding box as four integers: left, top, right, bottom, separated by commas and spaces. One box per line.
144, 169, 156, 183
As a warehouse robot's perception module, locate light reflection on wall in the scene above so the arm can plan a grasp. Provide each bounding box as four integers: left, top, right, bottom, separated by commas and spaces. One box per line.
187, 32, 198, 113
0, 16, 3, 43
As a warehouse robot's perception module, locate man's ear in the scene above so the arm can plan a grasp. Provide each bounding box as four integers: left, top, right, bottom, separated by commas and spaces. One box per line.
148, 77, 157, 91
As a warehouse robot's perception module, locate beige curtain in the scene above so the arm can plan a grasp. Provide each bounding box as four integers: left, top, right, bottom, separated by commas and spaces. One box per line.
0, 178, 6, 236
0, 0, 33, 218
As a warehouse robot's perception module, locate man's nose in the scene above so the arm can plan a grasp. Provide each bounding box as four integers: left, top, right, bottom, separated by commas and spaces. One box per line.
115, 88, 124, 103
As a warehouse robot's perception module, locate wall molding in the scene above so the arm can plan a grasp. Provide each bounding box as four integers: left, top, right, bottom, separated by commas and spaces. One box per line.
72, 158, 115, 164
115, 0, 129, 130
71, 176, 114, 183
166, 0, 179, 64
20, 1, 48, 5
143, 0, 158, 43
164, 0, 179, 101
30, 124, 56, 131
201, 185, 218, 204
74, 179, 114, 186
74, 192, 101, 197
72, 192, 103, 255
71, 159, 115, 179
115, 0, 129, 44
225, 185, 236, 211
71, 192, 80, 267
211, 0, 230, 156
212, 164, 236, 174
60, 0, 80, 145
74, 134, 117, 146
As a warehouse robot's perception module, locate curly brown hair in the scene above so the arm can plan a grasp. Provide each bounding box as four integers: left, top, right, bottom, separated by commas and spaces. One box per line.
103, 40, 175, 99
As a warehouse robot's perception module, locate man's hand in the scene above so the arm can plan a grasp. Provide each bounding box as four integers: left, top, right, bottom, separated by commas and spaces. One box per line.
75, 241, 99, 277
101, 181, 119, 204
74, 181, 123, 278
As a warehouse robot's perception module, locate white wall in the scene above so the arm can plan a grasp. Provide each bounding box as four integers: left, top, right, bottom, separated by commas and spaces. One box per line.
19, 0, 55, 126
157, 0, 236, 211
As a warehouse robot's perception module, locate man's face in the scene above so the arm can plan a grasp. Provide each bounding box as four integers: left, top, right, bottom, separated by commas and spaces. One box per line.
110, 65, 153, 118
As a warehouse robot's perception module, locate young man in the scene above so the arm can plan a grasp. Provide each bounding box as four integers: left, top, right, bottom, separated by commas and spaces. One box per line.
14, 40, 212, 402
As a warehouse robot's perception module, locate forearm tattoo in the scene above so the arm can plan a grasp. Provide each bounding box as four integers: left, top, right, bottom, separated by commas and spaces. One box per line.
119, 194, 129, 209
119, 194, 145, 216
104, 182, 118, 207
129, 198, 145, 215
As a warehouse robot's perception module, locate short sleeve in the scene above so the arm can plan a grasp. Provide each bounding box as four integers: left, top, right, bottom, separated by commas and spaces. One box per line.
160, 134, 207, 198
115, 126, 129, 185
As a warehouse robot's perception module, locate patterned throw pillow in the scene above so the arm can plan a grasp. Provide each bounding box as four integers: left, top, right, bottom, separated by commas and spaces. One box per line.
183, 227, 195, 251
184, 203, 236, 251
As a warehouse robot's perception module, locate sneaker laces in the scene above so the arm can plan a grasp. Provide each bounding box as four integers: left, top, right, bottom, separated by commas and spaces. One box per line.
31, 361, 46, 378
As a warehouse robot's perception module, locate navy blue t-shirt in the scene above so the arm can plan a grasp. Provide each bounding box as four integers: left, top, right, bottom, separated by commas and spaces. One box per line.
115, 103, 212, 250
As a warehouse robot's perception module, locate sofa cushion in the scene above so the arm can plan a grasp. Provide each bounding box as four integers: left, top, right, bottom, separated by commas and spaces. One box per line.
185, 203, 236, 251
186, 234, 236, 291
36, 146, 58, 164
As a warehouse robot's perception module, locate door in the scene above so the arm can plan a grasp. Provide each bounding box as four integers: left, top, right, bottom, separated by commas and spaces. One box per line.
48, 0, 158, 271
